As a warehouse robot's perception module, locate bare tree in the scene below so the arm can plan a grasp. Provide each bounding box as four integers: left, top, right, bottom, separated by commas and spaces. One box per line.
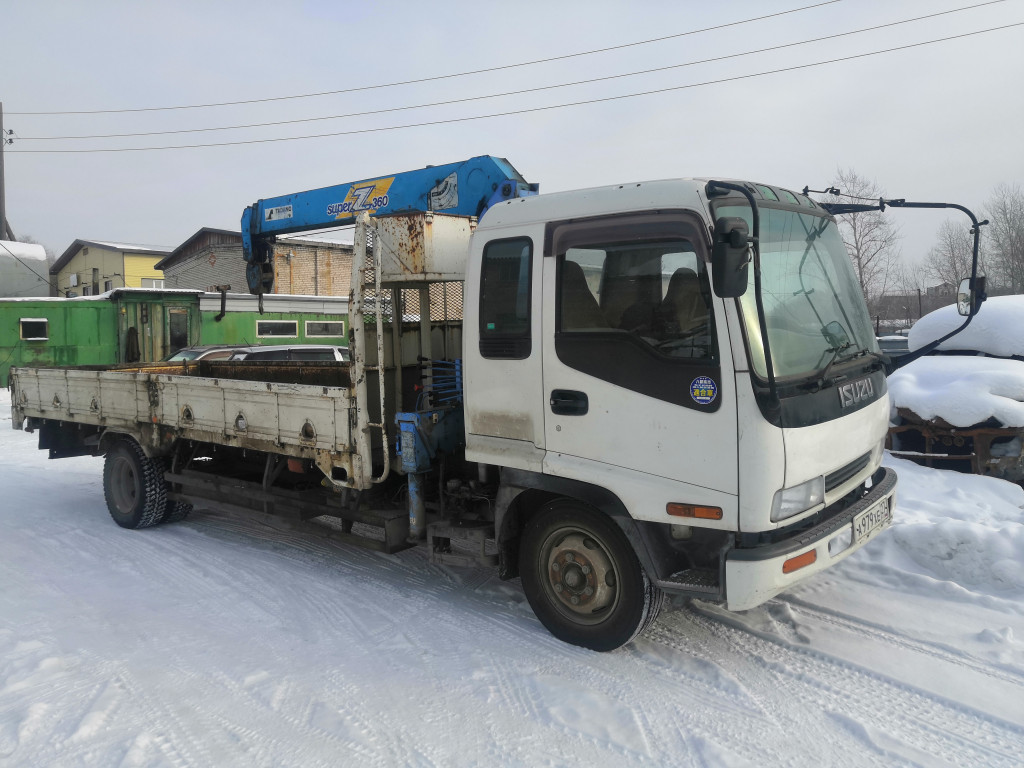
984, 183, 1024, 293
923, 219, 981, 290
888, 261, 924, 323
823, 169, 902, 305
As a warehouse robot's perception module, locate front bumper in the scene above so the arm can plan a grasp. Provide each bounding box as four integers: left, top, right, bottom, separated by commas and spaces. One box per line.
724, 467, 897, 611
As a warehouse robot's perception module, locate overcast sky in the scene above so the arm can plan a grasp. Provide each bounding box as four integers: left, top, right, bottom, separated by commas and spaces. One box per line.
2, 0, 1022, 275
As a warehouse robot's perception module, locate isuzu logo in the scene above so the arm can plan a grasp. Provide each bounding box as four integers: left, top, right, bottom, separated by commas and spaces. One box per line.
838, 376, 874, 409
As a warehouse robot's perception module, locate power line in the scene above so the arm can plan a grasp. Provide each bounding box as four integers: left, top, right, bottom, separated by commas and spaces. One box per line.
7, 0, 843, 116
9, 23, 1022, 154
18, 1, 1006, 142
0, 240, 52, 287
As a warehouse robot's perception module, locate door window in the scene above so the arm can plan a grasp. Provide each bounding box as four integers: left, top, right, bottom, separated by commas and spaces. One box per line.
549, 213, 720, 410
479, 237, 532, 359
561, 241, 715, 361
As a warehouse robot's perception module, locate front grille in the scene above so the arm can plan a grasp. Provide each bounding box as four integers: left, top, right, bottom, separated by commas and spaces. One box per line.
826, 451, 870, 492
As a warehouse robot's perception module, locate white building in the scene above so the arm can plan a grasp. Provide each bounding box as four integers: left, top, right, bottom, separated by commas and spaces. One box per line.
0, 241, 49, 298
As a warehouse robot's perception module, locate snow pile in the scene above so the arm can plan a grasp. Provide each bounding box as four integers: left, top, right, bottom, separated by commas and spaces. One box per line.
0, 240, 47, 261
888, 355, 1024, 427
879, 454, 1024, 594
908, 295, 1024, 357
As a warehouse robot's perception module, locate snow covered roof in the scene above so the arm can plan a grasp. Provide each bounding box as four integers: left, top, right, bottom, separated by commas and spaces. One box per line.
909, 295, 1024, 358
0, 240, 47, 261
51, 238, 172, 274
889, 355, 1024, 428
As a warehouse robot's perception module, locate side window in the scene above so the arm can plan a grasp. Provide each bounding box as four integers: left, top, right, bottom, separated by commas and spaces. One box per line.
560, 239, 715, 361
549, 212, 721, 411
479, 238, 532, 359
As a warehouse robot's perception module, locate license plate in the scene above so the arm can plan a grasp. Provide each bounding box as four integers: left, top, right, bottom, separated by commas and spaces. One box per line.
853, 499, 892, 543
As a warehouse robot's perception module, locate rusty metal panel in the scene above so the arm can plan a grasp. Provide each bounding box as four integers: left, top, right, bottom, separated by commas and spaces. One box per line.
277, 385, 348, 451
334, 397, 353, 448
11, 369, 42, 418
38, 371, 72, 421
174, 378, 223, 433
888, 408, 1024, 485
96, 371, 140, 423
65, 370, 103, 425
223, 384, 278, 443
154, 377, 181, 425
375, 213, 475, 282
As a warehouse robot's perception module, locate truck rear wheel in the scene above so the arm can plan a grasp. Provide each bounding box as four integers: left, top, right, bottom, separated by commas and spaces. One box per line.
519, 500, 663, 651
161, 500, 193, 524
102, 439, 168, 529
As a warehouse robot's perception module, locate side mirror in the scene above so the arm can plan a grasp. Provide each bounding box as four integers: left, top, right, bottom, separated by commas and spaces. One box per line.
711, 217, 751, 298
821, 320, 850, 350
956, 275, 986, 317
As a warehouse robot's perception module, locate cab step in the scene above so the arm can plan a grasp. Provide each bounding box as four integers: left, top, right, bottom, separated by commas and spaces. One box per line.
659, 568, 721, 596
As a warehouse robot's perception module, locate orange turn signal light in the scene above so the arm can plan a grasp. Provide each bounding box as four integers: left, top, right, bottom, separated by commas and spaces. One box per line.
667, 503, 723, 520
782, 550, 817, 574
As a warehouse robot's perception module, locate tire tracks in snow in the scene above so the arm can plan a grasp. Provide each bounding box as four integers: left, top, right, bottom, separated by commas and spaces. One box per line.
676, 604, 1024, 767
779, 595, 1024, 688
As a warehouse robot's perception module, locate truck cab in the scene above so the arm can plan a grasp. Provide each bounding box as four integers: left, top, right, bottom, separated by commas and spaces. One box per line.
464, 179, 895, 647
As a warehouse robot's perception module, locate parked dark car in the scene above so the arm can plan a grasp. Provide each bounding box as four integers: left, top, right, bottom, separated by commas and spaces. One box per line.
162, 345, 250, 362
227, 345, 349, 362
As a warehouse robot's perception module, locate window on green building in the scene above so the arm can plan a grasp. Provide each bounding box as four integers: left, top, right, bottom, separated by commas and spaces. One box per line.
20, 319, 49, 341
306, 320, 344, 337
257, 320, 298, 338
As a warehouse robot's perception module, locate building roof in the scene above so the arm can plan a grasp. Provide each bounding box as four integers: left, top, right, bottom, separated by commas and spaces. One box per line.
156, 228, 242, 270
51, 239, 173, 275
0, 240, 47, 262
156, 228, 353, 271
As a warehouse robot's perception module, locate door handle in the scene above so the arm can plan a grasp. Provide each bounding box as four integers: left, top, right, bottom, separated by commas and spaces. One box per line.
550, 389, 589, 416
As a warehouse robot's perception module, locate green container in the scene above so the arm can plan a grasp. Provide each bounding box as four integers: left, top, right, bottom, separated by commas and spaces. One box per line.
1, 290, 349, 386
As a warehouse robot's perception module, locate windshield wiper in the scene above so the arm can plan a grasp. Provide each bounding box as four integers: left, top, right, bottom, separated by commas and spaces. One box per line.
804, 345, 884, 391
805, 342, 853, 391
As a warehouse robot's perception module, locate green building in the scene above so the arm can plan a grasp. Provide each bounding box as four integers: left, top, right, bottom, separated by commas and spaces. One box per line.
1, 289, 349, 386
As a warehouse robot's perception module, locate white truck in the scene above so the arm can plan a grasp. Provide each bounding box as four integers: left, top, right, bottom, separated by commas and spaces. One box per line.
10, 157, 903, 651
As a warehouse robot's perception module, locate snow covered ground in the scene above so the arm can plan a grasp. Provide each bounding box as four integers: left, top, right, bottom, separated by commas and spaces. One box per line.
3, 389, 1024, 767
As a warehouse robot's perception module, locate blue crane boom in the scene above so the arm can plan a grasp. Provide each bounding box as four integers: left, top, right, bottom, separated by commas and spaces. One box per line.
241, 155, 536, 294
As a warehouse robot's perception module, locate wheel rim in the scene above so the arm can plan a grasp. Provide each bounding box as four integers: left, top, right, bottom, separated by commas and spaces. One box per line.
539, 527, 620, 625
109, 454, 140, 514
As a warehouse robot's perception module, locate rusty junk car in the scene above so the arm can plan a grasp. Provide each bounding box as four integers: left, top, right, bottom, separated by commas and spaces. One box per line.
887, 295, 1024, 485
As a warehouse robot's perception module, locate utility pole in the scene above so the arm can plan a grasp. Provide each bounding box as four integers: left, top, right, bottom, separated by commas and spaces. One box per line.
0, 101, 14, 241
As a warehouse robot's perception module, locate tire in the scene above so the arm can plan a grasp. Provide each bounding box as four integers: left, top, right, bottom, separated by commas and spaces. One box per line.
519, 500, 664, 652
102, 439, 168, 529
161, 500, 193, 524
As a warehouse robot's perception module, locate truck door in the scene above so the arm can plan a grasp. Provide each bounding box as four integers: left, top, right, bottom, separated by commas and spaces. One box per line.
541, 212, 738, 499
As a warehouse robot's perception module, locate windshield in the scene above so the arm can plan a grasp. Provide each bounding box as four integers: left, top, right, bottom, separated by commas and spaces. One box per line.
164, 349, 201, 362
716, 204, 877, 381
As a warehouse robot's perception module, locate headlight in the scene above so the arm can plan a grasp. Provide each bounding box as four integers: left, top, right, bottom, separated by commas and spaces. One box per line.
771, 476, 825, 522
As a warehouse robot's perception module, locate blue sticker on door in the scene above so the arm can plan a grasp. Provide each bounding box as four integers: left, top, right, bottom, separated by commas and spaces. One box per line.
690, 376, 717, 405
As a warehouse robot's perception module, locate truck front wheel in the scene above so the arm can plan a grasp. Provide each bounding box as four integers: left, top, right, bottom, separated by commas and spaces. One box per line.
519, 500, 663, 651
102, 439, 168, 529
